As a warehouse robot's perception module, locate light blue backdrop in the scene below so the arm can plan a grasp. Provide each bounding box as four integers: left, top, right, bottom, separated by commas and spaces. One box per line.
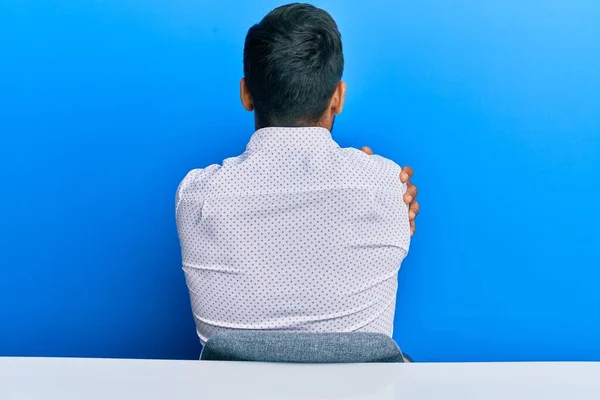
1, 0, 599, 361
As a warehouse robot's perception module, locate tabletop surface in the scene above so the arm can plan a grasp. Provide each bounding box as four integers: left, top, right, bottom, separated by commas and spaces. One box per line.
1, 357, 599, 400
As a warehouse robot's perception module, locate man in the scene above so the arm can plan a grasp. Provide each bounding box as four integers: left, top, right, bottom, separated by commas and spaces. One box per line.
176, 3, 420, 346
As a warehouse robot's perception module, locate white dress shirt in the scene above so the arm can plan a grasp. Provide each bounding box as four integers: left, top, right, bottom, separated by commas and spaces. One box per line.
176, 127, 410, 344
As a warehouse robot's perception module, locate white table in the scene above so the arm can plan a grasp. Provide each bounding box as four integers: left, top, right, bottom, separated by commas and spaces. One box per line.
1, 357, 599, 400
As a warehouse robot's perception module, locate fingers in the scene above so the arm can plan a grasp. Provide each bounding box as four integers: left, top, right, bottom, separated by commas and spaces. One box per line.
403, 182, 418, 204
408, 200, 420, 220
361, 146, 374, 155
400, 166, 414, 183
399, 166, 417, 236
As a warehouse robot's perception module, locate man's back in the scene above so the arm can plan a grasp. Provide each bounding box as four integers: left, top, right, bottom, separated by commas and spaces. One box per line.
176, 127, 410, 343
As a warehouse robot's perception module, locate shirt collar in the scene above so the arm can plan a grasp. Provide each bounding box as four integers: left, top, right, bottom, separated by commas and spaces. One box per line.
246, 127, 339, 152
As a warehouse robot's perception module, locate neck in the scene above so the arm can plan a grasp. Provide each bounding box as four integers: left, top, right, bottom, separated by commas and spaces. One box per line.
254, 115, 333, 131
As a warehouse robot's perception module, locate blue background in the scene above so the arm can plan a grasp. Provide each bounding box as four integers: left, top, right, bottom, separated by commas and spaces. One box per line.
1, 0, 599, 361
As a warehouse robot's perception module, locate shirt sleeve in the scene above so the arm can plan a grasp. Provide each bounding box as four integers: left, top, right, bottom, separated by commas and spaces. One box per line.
369, 154, 411, 254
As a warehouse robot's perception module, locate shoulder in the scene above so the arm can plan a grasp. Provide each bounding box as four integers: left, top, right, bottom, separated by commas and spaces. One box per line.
175, 164, 222, 206
370, 155, 404, 182
336, 147, 404, 188
337, 147, 402, 170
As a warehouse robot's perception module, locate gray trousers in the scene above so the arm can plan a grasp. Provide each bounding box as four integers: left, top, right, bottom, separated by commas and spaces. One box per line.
199, 332, 407, 363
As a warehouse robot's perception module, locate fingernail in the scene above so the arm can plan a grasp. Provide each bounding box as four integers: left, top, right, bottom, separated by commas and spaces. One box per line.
405, 196, 413, 203
409, 211, 416, 219
401, 173, 409, 181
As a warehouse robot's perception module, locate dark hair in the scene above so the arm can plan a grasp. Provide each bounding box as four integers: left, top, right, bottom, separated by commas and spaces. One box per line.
243, 3, 344, 127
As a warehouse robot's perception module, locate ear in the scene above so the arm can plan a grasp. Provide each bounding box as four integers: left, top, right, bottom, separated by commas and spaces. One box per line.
330, 81, 346, 115
240, 78, 254, 112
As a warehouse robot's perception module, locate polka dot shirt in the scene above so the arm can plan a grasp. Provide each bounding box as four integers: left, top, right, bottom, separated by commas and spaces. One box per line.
176, 127, 410, 344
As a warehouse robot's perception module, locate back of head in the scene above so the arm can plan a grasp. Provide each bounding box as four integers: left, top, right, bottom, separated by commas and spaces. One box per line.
243, 3, 344, 128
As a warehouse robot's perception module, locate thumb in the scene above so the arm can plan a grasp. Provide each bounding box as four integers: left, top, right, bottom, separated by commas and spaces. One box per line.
361, 146, 374, 155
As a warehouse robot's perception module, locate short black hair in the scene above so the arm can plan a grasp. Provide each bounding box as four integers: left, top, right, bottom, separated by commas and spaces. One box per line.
243, 3, 344, 127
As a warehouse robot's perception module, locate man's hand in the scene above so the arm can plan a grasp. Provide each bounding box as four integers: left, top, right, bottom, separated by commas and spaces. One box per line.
361, 146, 419, 236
